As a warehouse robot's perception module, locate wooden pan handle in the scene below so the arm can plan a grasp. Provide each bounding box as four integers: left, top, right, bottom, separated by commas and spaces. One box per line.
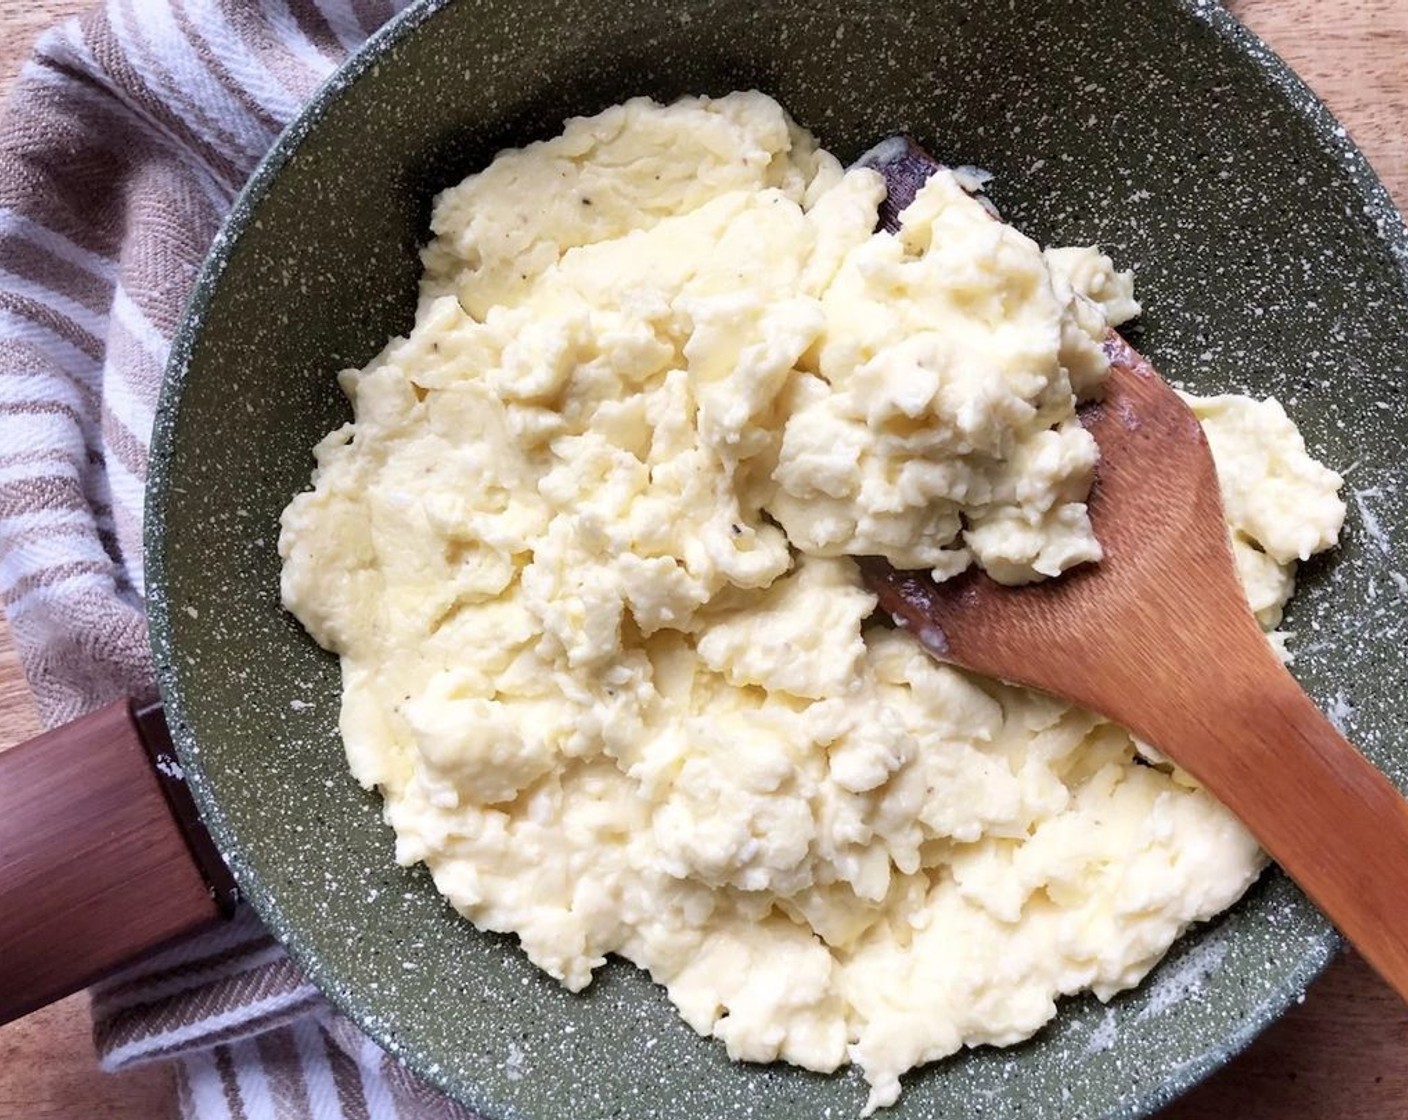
0, 699, 236, 1025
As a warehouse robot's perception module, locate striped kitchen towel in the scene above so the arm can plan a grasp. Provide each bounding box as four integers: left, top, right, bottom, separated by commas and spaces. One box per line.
0, 2, 475, 1117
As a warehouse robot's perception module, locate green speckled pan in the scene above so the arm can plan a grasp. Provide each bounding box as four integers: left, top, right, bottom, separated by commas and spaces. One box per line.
146, 1, 1408, 1116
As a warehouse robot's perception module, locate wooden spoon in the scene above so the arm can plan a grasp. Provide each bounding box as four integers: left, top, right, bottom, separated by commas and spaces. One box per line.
859, 140, 1408, 1005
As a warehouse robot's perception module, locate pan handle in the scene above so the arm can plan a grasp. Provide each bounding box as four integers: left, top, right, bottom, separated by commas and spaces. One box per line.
0, 698, 236, 1025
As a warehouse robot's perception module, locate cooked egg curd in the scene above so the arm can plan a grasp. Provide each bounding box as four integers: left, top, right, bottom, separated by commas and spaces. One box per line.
280, 92, 1345, 1111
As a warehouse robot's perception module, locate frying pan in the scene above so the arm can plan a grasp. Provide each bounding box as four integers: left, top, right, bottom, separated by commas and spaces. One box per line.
2, 0, 1408, 1117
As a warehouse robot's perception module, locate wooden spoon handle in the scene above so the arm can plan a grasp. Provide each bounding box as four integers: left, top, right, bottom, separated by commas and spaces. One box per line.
0, 699, 235, 1025
1151, 658, 1408, 1004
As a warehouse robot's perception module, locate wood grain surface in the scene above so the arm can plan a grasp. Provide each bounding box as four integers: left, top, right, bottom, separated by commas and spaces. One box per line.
0, 1, 1406, 1118
0, 698, 226, 1025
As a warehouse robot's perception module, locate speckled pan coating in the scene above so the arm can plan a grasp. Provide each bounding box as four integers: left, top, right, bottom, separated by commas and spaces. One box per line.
146, 1, 1408, 1117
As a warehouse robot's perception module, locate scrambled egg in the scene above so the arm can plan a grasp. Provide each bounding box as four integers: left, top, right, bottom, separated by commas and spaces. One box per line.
279, 92, 1346, 1111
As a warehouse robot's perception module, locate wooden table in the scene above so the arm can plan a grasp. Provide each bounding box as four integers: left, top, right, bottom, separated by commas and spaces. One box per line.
2, 1, 1407, 1117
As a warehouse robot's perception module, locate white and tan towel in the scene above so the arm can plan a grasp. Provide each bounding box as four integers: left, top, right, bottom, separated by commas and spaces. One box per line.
0, 2, 475, 1116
